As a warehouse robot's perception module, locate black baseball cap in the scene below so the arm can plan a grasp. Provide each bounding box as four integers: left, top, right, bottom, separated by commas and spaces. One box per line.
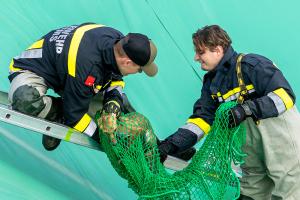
122, 33, 158, 77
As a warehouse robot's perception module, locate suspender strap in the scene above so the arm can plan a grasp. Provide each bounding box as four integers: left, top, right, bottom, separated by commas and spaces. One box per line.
236, 54, 247, 104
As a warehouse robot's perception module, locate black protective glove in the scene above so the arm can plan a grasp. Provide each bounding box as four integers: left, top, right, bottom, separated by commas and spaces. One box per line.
158, 128, 198, 163
228, 103, 252, 128
158, 140, 179, 163
102, 100, 121, 117
174, 147, 196, 161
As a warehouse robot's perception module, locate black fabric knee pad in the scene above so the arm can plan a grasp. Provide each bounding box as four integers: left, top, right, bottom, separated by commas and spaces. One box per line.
12, 85, 45, 116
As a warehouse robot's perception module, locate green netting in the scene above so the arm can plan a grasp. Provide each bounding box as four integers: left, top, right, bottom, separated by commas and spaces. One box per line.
96, 101, 246, 200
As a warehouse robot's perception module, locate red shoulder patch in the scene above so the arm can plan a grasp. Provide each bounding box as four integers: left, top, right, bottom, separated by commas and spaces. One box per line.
84, 75, 95, 86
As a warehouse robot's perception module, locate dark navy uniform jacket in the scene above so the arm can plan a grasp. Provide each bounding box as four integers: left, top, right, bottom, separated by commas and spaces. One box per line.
180, 46, 295, 142
9, 23, 126, 135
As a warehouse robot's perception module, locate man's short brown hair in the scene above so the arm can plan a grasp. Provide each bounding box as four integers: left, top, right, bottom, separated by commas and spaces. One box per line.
192, 25, 232, 53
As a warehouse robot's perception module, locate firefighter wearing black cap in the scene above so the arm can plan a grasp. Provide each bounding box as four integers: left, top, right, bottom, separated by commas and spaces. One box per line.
158, 25, 300, 199
8, 23, 158, 150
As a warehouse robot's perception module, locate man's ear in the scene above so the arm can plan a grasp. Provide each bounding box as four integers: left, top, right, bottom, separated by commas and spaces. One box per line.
215, 45, 224, 55
125, 59, 131, 66
125, 59, 136, 67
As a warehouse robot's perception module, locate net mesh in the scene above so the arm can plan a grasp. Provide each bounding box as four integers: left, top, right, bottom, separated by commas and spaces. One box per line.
96, 102, 246, 200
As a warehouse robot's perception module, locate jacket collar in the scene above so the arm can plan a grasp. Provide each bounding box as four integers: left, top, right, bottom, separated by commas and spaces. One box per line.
208, 46, 238, 94
214, 46, 237, 72
101, 41, 122, 76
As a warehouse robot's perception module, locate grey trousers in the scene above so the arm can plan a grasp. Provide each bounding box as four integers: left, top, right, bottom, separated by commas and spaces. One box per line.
8, 70, 53, 118
240, 106, 300, 200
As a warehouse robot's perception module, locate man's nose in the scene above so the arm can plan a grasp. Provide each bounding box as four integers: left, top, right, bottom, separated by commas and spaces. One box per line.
194, 53, 200, 61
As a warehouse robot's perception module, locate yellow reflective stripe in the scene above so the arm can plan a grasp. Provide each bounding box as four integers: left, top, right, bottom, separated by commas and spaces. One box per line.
9, 60, 22, 72
68, 24, 104, 77
233, 87, 241, 93
222, 84, 254, 100
223, 90, 235, 100
187, 118, 211, 135
246, 84, 254, 90
95, 85, 102, 90
74, 114, 92, 132
273, 88, 294, 109
27, 39, 44, 49
217, 92, 221, 97
110, 81, 125, 88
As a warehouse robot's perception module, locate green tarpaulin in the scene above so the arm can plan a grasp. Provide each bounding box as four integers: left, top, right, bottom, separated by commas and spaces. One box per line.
1, 1, 300, 199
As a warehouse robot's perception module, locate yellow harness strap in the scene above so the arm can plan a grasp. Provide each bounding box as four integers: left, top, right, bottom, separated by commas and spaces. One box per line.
236, 54, 247, 104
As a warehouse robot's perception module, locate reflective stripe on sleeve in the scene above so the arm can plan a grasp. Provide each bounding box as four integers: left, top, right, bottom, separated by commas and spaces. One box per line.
181, 122, 205, 141
73, 114, 97, 137
9, 39, 44, 73
106, 86, 123, 96
68, 24, 104, 77
273, 88, 294, 109
268, 88, 294, 113
15, 49, 43, 59
106, 81, 125, 95
268, 92, 286, 115
74, 114, 92, 132
83, 120, 97, 137
187, 118, 211, 135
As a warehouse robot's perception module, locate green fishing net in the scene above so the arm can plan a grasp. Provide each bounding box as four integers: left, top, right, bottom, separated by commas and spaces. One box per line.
96, 101, 246, 200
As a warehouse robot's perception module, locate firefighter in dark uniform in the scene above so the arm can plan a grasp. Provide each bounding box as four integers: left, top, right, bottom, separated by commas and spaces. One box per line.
158, 25, 300, 199
8, 23, 158, 151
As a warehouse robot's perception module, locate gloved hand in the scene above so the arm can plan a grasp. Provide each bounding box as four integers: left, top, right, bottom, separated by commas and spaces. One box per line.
173, 147, 196, 161
228, 103, 252, 128
158, 128, 198, 163
103, 100, 121, 117
99, 100, 121, 144
158, 140, 178, 163
158, 140, 196, 163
